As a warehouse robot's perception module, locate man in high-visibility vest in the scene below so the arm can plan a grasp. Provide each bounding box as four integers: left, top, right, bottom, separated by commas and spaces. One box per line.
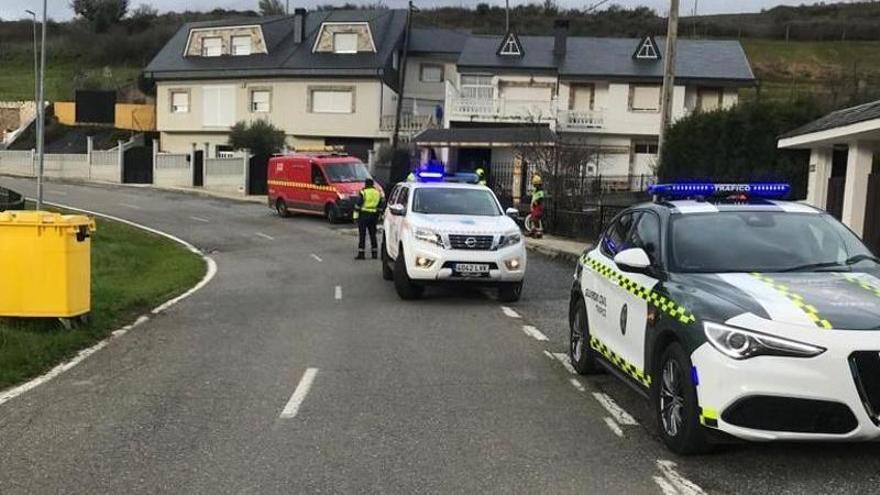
354, 178, 382, 260
529, 174, 545, 239
475, 167, 487, 186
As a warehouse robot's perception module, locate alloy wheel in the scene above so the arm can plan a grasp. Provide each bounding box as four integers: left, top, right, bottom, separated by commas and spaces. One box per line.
660, 358, 685, 438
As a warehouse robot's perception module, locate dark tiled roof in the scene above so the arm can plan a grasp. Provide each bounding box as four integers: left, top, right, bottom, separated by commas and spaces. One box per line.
409, 28, 470, 54
781, 100, 880, 138
457, 35, 755, 83
414, 126, 557, 145
144, 10, 407, 81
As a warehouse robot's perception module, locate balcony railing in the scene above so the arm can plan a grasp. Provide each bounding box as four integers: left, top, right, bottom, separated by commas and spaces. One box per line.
380, 114, 435, 134
558, 109, 605, 130
448, 96, 558, 123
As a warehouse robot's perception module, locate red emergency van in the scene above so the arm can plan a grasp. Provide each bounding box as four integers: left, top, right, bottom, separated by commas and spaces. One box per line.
267, 152, 383, 223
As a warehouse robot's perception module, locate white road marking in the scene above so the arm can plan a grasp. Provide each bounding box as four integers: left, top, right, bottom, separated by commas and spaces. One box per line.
656, 460, 707, 495
568, 378, 585, 392
592, 392, 638, 425
551, 352, 577, 375
521, 325, 549, 341
603, 416, 624, 437
189, 216, 210, 223
653, 475, 680, 495
500, 306, 521, 318
255, 232, 275, 241
310, 253, 323, 262
118, 203, 142, 210
543, 350, 555, 360
280, 368, 319, 419
335, 285, 342, 300
0, 200, 217, 407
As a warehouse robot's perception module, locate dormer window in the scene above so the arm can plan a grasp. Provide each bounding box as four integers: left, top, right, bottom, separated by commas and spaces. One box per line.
497, 31, 524, 57
201, 37, 222, 57
232, 36, 252, 56
313, 22, 376, 54
333, 33, 358, 54
634, 36, 660, 60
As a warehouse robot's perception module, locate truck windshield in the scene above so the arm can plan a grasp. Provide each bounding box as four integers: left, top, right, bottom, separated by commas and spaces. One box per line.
412, 188, 501, 216
668, 211, 875, 273
323, 162, 371, 183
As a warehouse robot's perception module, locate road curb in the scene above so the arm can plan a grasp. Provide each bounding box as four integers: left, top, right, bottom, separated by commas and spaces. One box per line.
0, 201, 218, 408
525, 240, 590, 265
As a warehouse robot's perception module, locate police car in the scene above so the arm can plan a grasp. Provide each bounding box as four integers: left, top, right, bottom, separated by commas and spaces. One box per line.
381, 171, 526, 301
569, 183, 880, 454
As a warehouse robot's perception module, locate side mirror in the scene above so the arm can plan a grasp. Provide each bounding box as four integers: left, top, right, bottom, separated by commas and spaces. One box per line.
614, 248, 651, 273
505, 207, 519, 218
389, 204, 406, 216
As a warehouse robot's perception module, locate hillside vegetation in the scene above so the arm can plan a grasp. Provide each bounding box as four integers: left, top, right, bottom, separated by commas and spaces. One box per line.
1, 2, 879, 110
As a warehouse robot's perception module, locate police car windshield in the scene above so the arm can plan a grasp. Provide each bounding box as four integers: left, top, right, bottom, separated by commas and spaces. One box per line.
412, 188, 501, 216
669, 211, 874, 273
323, 162, 370, 183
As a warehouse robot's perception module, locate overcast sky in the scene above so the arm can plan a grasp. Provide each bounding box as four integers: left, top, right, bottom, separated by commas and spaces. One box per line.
0, 0, 831, 22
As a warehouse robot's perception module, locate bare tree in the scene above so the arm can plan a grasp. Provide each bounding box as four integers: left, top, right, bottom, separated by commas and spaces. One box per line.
258, 0, 286, 16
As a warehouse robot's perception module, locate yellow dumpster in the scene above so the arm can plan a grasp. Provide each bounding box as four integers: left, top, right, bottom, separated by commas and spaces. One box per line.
0, 210, 96, 318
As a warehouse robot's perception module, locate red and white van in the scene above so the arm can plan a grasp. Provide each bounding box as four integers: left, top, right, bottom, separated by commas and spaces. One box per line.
267, 152, 383, 223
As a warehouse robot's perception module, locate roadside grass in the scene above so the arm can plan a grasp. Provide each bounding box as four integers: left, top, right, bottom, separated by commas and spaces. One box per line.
0, 213, 205, 390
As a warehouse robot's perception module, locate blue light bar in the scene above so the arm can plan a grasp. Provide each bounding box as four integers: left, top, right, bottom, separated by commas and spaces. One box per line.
648, 182, 791, 200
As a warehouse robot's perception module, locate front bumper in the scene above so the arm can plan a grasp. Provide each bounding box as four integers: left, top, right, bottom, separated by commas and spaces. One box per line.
403, 241, 526, 284
692, 313, 880, 441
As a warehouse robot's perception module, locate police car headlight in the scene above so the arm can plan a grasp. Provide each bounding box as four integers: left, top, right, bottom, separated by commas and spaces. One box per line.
414, 228, 444, 247
497, 233, 522, 249
704, 321, 825, 360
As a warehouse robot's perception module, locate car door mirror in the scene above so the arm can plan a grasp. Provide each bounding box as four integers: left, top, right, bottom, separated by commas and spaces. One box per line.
614, 248, 651, 273
505, 207, 519, 219
389, 204, 406, 216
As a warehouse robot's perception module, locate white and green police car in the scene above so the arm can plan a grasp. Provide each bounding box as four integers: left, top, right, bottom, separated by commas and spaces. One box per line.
569, 183, 880, 454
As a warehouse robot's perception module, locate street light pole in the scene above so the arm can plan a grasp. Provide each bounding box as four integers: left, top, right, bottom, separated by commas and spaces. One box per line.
25, 10, 37, 127
656, 0, 680, 163
35, 0, 47, 211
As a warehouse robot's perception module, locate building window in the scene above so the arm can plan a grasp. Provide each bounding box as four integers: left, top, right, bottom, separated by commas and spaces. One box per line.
333, 33, 358, 54
232, 36, 251, 56
250, 89, 271, 113
202, 85, 236, 127
698, 87, 723, 112
420, 64, 443, 83
201, 37, 222, 57
170, 90, 189, 113
310, 88, 354, 114
217, 145, 235, 158
634, 141, 659, 154
630, 85, 661, 112
460, 75, 494, 100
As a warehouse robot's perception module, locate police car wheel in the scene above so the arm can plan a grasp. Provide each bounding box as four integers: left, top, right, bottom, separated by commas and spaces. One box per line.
655, 342, 712, 455
568, 294, 601, 375
393, 246, 423, 300
275, 199, 290, 218
498, 282, 522, 302
381, 237, 393, 281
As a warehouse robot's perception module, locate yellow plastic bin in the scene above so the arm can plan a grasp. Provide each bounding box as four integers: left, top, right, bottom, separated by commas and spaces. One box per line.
0, 210, 96, 318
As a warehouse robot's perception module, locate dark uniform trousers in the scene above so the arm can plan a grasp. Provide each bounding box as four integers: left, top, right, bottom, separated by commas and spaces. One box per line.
357, 213, 378, 255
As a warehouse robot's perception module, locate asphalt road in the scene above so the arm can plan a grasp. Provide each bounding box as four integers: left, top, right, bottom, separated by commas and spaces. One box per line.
3, 178, 880, 494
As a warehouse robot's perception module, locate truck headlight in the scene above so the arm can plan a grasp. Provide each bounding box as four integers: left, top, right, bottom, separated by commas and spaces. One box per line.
414, 228, 444, 248
703, 321, 825, 360
497, 233, 522, 249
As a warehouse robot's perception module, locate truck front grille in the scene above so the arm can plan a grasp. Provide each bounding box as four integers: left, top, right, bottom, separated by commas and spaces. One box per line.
448, 234, 494, 250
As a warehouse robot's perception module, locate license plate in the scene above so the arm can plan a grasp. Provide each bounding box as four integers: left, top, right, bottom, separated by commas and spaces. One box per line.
455, 263, 490, 274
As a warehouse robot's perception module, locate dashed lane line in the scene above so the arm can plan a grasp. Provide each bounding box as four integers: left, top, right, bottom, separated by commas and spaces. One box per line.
551, 352, 577, 375
522, 325, 549, 341
568, 378, 586, 392
592, 392, 638, 425
653, 475, 680, 495
603, 417, 624, 438
189, 216, 210, 223
500, 306, 521, 318
280, 368, 319, 419
310, 253, 323, 262
255, 232, 275, 241
656, 460, 707, 495
335, 285, 342, 300
118, 203, 142, 210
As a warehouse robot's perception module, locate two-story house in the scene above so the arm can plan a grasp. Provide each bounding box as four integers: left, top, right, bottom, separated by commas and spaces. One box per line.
426, 21, 755, 179
145, 9, 422, 161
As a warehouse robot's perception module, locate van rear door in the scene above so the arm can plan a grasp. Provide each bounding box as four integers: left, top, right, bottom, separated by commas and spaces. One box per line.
289, 158, 312, 210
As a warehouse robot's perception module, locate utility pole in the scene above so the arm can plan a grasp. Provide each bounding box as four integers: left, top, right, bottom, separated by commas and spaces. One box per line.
656, 0, 679, 163
505, 0, 510, 32
391, 1, 416, 151
35, 0, 47, 211
25, 10, 37, 123
286, 0, 290, 15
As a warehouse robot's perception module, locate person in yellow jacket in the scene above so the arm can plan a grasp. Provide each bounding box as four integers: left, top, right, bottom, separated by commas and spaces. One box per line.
475, 167, 487, 186
354, 179, 382, 259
